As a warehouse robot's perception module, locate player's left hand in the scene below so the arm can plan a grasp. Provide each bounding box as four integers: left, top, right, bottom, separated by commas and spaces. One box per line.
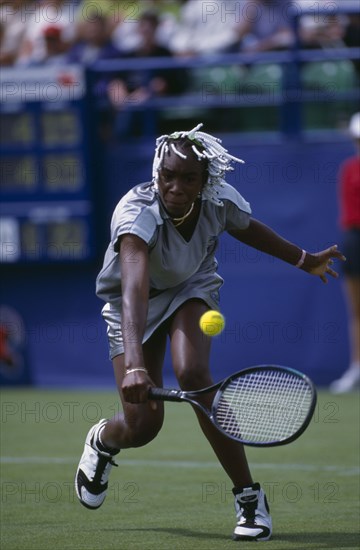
303, 245, 346, 283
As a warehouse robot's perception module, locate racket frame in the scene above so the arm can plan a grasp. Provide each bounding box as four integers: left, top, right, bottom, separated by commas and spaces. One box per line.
149, 365, 317, 447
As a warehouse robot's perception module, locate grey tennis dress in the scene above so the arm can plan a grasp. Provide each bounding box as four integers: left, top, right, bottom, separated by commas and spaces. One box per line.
96, 181, 251, 359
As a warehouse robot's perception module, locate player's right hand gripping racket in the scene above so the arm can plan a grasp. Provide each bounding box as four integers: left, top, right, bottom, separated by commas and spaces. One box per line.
149, 365, 317, 447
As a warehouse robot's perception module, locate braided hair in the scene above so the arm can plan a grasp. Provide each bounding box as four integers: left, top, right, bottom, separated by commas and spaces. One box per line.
152, 123, 244, 205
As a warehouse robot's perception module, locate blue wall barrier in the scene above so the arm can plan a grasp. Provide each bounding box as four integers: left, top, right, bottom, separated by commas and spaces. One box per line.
2, 135, 354, 388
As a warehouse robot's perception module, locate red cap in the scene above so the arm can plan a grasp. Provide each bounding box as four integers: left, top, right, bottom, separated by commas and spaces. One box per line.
43, 26, 62, 39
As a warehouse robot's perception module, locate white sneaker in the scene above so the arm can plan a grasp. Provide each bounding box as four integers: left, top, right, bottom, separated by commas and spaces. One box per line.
75, 419, 118, 509
329, 366, 360, 394
233, 483, 272, 541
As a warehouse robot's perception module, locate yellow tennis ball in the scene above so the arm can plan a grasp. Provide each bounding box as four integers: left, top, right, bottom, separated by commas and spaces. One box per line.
199, 310, 225, 337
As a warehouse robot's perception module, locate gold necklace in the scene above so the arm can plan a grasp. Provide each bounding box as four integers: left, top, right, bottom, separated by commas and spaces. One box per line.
171, 202, 195, 227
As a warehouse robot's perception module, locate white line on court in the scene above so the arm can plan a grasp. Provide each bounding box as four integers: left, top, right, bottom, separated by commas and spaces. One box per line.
0, 457, 358, 476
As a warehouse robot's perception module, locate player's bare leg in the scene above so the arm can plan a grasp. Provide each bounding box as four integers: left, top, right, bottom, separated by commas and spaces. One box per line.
75, 325, 167, 508
102, 325, 168, 449
169, 299, 252, 486
169, 299, 272, 541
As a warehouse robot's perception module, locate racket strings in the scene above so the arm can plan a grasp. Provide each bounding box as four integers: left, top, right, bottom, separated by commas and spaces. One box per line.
215, 370, 314, 444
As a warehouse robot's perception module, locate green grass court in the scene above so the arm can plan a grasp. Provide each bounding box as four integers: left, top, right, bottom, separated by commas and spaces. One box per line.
1, 388, 359, 550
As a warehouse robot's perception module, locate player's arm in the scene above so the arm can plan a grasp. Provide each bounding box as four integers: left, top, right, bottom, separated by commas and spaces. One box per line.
228, 217, 346, 283
119, 233, 154, 403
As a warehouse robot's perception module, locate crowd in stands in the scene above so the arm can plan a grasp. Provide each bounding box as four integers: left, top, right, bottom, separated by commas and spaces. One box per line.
1, 1, 359, 67
0, 0, 358, 135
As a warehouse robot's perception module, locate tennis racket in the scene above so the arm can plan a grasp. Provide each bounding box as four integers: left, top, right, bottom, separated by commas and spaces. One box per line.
149, 365, 317, 447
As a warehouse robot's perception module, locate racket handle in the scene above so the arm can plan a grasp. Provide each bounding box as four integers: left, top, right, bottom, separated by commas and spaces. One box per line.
149, 387, 184, 402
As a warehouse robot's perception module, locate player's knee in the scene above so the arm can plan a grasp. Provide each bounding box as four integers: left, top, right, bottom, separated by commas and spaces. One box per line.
127, 412, 164, 448
129, 422, 163, 447
175, 363, 212, 392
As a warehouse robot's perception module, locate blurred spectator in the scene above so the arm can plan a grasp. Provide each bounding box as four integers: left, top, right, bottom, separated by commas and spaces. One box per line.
149, 0, 183, 47
169, 0, 240, 57
105, 0, 142, 54
232, 0, 295, 53
330, 113, 360, 393
343, 13, 360, 77
110, 0, 182, 54
297, 0, 346, 48
67, 12, 120, 64
108, 9, 188, 138
77, 0, 144, 55
0, 0, 32, 66
27, 25, 71, 66
16, 0, 77, 66
343, 13, 360, 48
298, 2, 358, 103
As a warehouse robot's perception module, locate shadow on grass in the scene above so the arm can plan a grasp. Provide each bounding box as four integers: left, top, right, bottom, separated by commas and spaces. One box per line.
104, 527, 228, 541
277, 532, 360, 548
104, 527, 360, 547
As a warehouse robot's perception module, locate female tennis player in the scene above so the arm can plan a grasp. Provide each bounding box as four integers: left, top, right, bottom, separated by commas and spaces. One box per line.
75, 124, 345, 541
